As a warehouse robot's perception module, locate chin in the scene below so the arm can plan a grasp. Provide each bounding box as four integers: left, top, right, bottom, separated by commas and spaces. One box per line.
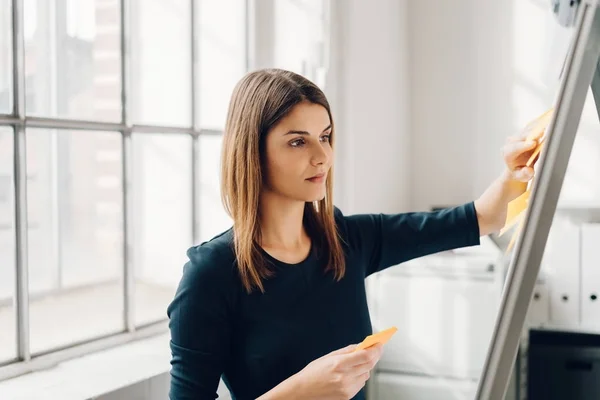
304, 190, 327, 203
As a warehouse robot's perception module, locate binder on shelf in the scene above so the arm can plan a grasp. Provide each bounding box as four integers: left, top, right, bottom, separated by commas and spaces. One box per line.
545, 219, 581, 328
580, 222, 600, 331
526, 279, 550, 329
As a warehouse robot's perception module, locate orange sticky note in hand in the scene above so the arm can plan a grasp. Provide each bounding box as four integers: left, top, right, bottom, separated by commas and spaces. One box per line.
354, 326, 398, 352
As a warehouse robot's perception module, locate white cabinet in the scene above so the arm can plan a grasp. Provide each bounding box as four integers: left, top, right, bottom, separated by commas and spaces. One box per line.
368, 256, 501, 380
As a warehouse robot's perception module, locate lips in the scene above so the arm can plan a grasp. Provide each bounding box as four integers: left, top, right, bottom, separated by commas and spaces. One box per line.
306, 173, 326, 182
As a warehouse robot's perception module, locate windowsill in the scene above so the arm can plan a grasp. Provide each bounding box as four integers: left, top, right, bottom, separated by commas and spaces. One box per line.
0, 333, 171, 400
0, 280, 176, 362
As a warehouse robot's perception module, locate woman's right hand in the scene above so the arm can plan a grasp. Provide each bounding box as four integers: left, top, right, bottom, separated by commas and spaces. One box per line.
292, 343, 383, 400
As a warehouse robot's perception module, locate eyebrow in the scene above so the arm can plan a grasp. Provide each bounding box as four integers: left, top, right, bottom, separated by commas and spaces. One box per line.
285, 125, 332, 135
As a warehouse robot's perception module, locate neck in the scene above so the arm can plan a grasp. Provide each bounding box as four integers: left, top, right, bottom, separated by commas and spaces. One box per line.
258, 191, 308, 250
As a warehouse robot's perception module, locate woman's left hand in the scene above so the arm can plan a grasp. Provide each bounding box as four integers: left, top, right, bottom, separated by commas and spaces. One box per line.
501, 136, 539, 183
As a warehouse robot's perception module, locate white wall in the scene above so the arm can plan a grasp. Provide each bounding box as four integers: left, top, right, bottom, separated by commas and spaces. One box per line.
328, 0, 411, 214
408, 0, 514, 210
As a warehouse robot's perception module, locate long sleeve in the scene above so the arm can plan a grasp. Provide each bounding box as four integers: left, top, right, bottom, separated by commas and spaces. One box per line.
167, 246, 234, 399
339, 202, 481, 277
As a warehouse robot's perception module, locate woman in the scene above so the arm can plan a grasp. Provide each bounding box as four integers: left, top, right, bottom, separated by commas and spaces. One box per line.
167, 68, 538, 400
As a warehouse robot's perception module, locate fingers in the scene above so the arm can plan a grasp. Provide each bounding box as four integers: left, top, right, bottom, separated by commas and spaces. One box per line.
508, 166, 534, 182
346, 374, 370, 400
356, 371, 371, 387
341, 344, 383, 373
359, 371, 371, 381
503, 139, 536, 160
328, 344, 358, 356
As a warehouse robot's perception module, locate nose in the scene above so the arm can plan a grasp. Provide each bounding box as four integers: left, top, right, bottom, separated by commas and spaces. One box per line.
310, 142, 329, 166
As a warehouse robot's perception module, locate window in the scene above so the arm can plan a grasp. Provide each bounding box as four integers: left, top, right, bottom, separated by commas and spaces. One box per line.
0, 127, 15, 363
26, 129, 124, 354
24, 0, 122, 122
1, 0, 334, 383
0, 0, 12, 114
132, 133, 192, 326
197, 0, 247, 130
131, 0, 192, 127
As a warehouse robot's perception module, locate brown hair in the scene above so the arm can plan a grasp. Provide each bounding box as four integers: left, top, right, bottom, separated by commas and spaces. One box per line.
220, 68, 346, 294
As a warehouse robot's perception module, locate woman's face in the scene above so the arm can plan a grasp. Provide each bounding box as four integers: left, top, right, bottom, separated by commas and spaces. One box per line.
263, 101, 333, 203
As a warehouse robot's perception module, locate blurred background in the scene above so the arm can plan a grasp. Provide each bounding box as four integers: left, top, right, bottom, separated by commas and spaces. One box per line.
1, 0, 600, 399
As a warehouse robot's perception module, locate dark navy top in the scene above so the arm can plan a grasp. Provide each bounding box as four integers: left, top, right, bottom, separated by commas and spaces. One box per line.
167, 203, 481, 399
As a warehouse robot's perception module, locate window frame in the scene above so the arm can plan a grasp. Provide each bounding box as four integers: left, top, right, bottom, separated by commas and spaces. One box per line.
0, 0, 250, 381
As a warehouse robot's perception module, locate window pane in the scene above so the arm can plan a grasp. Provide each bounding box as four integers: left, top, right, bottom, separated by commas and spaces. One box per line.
197, 0, 246, 130
24, 0, 122, 121
199, 134, 231, 243
0, 127, 15, 362
0, 0, 12, 113
26, 129, 56, 295
27, 129, 124, 354
132, 133, 192, 326
131, 0, 192, 127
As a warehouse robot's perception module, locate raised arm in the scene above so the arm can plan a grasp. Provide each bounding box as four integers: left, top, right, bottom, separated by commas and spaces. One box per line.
339, 202, 481, 277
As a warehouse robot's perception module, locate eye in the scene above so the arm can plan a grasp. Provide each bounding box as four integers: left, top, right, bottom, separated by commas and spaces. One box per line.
289, 138, 306, 147
320, 134, 331, 143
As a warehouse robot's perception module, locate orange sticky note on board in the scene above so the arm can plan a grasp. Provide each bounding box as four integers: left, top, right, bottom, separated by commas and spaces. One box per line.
500, 211, 523, 236
526, 141, 544, 167
354, 327, 398, 352
500, 190, 531, 236
524, 108, 554, 142
506, 216, 526, 254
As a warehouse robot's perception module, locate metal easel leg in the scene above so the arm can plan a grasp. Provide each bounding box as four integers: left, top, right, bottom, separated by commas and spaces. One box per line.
475, 2, 600, 399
